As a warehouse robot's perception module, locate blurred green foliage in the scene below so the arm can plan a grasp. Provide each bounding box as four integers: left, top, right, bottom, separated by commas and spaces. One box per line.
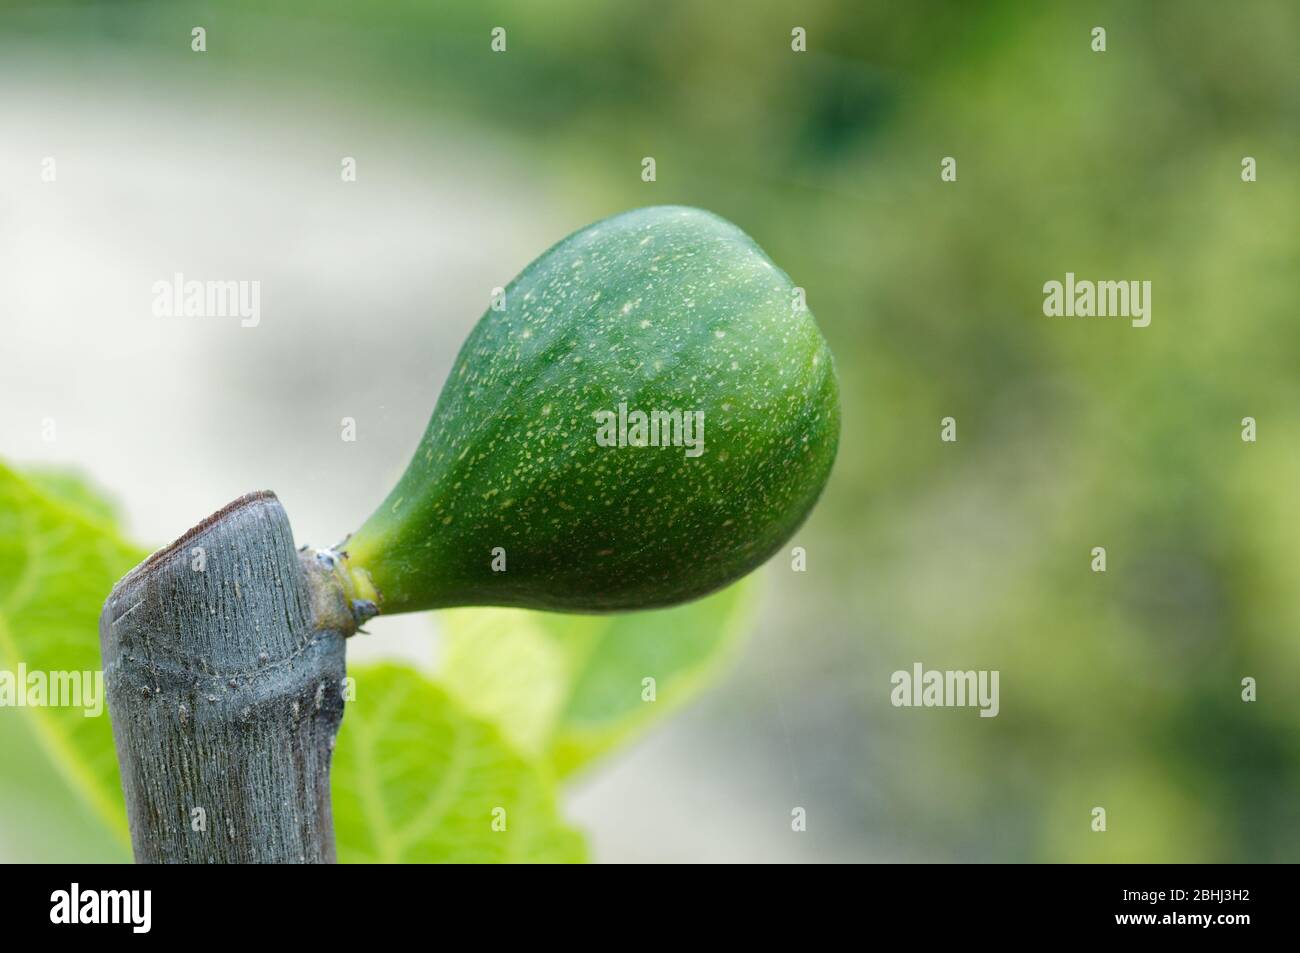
2, 0, 1297, 860
441, 579, 752, 777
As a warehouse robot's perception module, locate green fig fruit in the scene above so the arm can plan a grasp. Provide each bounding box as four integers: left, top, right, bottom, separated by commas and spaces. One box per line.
338, 205, 839, 614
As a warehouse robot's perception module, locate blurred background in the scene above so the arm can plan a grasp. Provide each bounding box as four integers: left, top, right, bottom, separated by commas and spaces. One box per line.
1, 0, 1297, 862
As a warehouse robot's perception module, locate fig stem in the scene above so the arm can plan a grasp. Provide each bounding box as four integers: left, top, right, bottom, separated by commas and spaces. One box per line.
300, 545, 381, 634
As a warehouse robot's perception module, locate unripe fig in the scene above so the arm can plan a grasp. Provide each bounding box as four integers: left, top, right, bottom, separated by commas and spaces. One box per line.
339, 206, 838, 614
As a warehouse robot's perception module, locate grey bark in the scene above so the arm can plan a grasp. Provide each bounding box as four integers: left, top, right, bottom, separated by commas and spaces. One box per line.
99, 492, 352, 863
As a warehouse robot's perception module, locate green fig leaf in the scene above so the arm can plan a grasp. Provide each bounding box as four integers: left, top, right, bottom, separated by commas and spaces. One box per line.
344, 206, 839, 614
439, 577, 753, 779
0, 461, 139, 862
332, 663, 587, 862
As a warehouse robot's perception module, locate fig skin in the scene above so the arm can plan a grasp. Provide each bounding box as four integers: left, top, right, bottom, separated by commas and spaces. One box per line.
343, 206, 840, 614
